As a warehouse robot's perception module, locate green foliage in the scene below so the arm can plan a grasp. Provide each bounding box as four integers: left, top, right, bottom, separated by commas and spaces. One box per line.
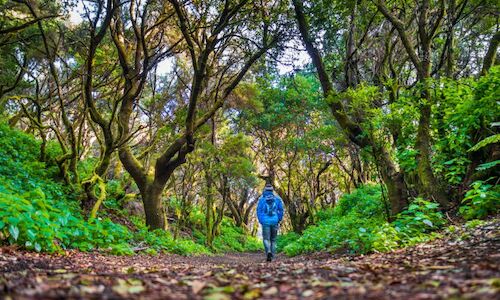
0, 124, 134, 254
280, 186, 447, 256
459, 180, 500, 220
276, 232, 300, 253
0, 123, 254, 256
373, 198, 445, 250
469, 134, 500, 153
133, 226, 210, 256
0, 187, 133, 254
167, 199, 261, 254
211, 219, 261, 253
241, 73, 326, 131
332, 184, 386, 218
433, 67, 500, 184
476, 160, 500, 171
129, 215, 209, 256
464, 219, 486, 229
281, 185, 386, 256
393, 198, 446, 234
191, 217, 261, 253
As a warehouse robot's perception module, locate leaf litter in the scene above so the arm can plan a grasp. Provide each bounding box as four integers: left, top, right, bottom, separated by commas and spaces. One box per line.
0, 219, 498, 299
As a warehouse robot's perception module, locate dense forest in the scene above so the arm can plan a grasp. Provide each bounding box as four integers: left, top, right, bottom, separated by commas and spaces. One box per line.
0, 0, 499, 298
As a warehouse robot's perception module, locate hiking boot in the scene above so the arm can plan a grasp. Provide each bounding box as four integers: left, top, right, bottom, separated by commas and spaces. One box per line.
266, 253, 272, 262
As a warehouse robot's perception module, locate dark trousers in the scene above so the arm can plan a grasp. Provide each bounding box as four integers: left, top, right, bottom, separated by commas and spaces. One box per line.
262, 224, 278, 256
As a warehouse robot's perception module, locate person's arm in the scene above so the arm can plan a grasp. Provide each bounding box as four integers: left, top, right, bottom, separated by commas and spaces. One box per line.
276, 196, 284, 222
256, 197, 264, 224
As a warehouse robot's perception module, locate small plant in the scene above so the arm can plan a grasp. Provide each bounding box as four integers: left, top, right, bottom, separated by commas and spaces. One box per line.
393, 198, 445, 235
459, 180, 500, 220
464, 219, 486, 229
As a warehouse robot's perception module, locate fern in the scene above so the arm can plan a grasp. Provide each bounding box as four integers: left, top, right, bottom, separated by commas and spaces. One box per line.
468, 134, 500, 152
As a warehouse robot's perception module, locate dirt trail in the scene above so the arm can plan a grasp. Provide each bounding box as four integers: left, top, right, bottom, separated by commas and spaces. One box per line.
0, 220, 498, 299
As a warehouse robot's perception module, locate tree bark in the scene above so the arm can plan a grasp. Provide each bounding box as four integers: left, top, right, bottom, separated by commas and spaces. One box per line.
445, 0, 456, 77
143, 183, 167, 230
481, 30, 500, 76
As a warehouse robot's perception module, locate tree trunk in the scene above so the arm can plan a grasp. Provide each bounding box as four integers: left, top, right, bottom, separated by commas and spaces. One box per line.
81, 148, 114, 213
415, 92, 449, 208
481, 30, 500, 76
142, 183, 167, 230
414, 0, 449, 209
445, 0, 455, 77
375, 146, 408, 216
381, 169, 407, 217
345, 0, 359, 88
275, 186, 309, 234
374, 0, 449, 209
204, 166, 215, 247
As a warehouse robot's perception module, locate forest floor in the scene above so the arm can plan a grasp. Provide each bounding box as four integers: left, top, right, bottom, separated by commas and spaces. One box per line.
0, 219, 498, 300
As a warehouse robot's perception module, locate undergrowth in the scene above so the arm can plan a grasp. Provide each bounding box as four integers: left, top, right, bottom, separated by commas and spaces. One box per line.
0, 124, 258, 256
278, 185, 446, 256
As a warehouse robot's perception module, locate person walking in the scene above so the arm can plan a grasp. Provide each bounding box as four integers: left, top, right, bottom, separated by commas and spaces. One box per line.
256, 183, 284, 262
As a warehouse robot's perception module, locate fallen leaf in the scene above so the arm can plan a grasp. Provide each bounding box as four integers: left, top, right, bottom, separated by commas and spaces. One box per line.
190, 280, 207, 294
262, 286, 278, 296
204, 292, 231, 300
243, 288, 261, 300
112, 278, 145, 295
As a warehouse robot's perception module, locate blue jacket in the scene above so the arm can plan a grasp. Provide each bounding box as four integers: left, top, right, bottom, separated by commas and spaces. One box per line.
257, 190, 284, 226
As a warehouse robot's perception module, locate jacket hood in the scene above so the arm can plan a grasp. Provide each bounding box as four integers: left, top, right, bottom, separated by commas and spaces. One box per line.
262, 190, 274, 198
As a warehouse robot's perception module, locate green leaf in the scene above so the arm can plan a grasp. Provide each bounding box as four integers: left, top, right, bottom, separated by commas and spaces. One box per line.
469, 134, 500, 152
34, 242, 42, 252
476, 160, 500, 171
7, 216, 19, 226
443, 159, 455, 165
422, 219, 433, 227
27, 229, 36, 240
9, 225, 19, 240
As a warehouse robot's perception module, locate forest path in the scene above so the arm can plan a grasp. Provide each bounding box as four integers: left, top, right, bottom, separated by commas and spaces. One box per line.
0, 219, 498, 300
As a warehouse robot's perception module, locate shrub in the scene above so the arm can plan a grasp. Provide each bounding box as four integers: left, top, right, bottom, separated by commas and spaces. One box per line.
280, 185, 447, 256
281, 185, 386, 256
332, 184, 386, 219
133, 227, 210, 256
0, 187, 134, 254
459, 180, 500, 220
369, 198, 445, 252
393, 198, 446, 234
193, 218, 261, 253
276, 232, 299, 252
